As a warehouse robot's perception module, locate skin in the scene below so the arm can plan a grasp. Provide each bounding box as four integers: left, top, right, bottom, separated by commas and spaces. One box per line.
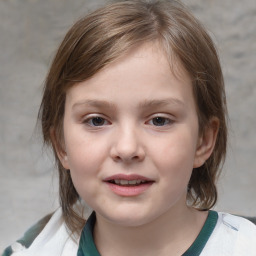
56, 42, 218, 255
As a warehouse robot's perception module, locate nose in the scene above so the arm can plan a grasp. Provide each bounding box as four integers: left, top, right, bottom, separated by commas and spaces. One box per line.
110, 125, 145, 163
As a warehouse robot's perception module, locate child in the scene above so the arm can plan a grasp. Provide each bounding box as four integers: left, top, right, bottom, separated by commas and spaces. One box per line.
3, 0, 256, 255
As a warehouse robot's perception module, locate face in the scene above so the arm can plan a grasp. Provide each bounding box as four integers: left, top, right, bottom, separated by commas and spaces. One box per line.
58, 43, 212, 227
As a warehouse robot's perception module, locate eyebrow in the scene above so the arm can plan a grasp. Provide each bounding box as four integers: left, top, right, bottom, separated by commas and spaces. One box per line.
138, 98, 185, 108
72, 99, 117, 110
72, 98, 184, 111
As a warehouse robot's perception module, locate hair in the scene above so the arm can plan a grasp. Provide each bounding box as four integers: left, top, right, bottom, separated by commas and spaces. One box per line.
39, 0, 227, 235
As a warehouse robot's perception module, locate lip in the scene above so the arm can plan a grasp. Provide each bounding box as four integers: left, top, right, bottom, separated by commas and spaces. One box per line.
103, 174, 154, 197
104, 174, 153, 182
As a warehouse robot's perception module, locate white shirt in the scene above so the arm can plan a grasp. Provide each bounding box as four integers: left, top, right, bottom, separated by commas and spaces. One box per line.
5, 209, 256, 256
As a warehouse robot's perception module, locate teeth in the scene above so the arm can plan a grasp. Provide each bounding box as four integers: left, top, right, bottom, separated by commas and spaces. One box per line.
112, 179, 147, 185
120, 180, 129, 185
128, 180, 137, 185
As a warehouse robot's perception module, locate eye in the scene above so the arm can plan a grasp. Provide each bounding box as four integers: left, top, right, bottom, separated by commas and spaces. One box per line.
149, 116, 172, 126
84, 116, 110, 127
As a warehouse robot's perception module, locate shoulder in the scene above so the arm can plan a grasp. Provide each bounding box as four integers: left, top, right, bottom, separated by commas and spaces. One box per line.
2, 213, 53, 256
218, 212, 256, 236
2, 202, 88, 256
2, 208, 80, 256
202, 211, 256, 256
219, 212, 256, 254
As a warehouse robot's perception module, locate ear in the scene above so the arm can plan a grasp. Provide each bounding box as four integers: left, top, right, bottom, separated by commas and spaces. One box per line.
193, 117, 219, 168
50, 127, 70, 170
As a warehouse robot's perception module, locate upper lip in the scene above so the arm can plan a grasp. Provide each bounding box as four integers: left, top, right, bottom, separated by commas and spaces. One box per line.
103, 174, 154, 182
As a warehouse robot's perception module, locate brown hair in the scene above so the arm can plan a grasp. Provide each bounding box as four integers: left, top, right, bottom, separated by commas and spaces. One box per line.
39, 0, 227, 234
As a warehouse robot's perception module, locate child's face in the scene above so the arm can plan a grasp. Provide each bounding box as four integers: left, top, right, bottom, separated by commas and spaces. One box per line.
59, 42, 209, 226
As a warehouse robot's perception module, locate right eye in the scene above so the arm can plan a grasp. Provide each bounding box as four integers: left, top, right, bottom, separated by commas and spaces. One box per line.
150, 117, 171, 126
84, 116, 110, 127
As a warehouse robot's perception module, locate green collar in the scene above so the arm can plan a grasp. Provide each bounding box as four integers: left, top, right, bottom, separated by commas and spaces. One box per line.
77, 210, 218, 256
182, 210, 218, 255
77, 212, 100, 256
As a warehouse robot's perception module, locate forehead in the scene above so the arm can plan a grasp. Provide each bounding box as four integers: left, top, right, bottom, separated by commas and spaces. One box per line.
65, 42, 195, 112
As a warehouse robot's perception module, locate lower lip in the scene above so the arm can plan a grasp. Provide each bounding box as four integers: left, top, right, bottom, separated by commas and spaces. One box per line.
105, 182, 153, 196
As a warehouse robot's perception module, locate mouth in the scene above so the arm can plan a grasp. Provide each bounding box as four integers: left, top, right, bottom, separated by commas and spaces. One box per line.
107, 179, 153, 186
103, 174, 154, 196
104, 174, 154, 186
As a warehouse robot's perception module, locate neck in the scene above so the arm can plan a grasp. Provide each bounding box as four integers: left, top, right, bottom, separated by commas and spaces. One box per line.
94, 206, 208, 256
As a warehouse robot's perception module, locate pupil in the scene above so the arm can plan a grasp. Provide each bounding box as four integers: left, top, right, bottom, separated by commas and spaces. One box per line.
153, 117, 165, 126
92, 117, 104, 126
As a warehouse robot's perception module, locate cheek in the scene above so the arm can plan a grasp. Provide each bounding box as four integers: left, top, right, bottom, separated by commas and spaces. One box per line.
152, 139, 196, 205
151, 131, 197, 180
66, 142, 103, 173
155, 132, 197, 161
63, 130, 105, 178
65, 139, 105, 201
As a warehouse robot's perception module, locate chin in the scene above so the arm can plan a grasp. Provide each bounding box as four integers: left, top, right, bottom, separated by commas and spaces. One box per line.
96, 206, 157, 228
109, 215, 151, 227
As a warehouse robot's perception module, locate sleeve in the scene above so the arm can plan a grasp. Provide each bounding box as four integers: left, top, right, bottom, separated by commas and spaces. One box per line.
234, 216, 256, 255
1, 213, 53, 256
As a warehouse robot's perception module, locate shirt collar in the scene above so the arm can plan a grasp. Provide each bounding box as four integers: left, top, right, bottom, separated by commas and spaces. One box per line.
77, 212, 100, 256
77, 210, 218, 256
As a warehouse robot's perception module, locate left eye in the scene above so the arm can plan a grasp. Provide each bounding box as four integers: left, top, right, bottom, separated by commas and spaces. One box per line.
85, 117, 109, 127
149, 117, 172, 126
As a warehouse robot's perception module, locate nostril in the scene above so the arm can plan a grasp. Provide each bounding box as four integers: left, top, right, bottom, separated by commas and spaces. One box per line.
112, 155, 122, 162
110, 141, 145, 162
111, 154, 144, 163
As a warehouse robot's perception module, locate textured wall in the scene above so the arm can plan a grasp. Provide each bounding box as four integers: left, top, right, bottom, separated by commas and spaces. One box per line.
0, 0, 255, 250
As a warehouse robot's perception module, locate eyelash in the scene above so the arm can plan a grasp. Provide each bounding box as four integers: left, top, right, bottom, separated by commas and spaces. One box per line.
83, 115, 173, 128
83, 116, 111, 127
147, 116, 173, 126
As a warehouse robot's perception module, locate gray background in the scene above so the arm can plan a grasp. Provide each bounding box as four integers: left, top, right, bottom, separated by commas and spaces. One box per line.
0, 0, 256, 251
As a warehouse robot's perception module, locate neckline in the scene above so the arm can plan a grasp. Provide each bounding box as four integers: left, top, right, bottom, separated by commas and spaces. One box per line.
182, 210, 218, 255
77, 210, 218, 256
77, 212, 99, 256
